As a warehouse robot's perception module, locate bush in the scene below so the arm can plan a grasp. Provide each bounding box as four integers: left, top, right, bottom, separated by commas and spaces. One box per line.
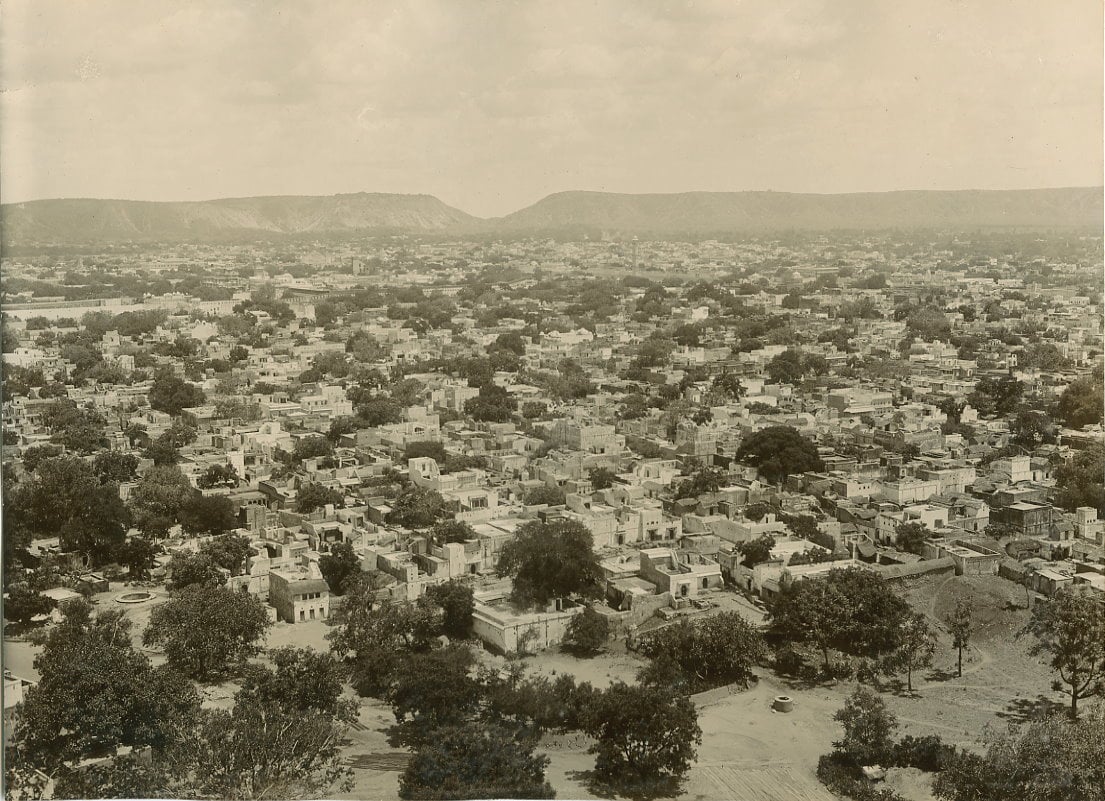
891, 735, 957, 772
773, 644, 806, 677
816, 752, 908, 801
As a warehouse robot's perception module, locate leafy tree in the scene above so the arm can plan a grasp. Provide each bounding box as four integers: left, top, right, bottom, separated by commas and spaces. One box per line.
405, 440, 447, 463
674, 466, 723, 500
946, 597, 973, 678
328, 577, 441, 697
399, 722, 554, 800
423, 579, 476, 639
498, 518, 604, 609
196, 463, 239, 489
387, 645, 482, 747
128, 464, 194, 537
738, 534, 776, 567
118, 536, 161, 580
179, 494, 237, 538
388, 485, 445, 528
5, 455, 129, 565
769, 567, 911, 673
562, 606, 611, 657
588, 467, 616, 490
968, 375, 1024, 418
13, 601, 200, 770
148, 368, 206, 416
326, 414, 362, 443
144, 584, 270, 681
293, 434, 333, 462
431, 519, 477, 544
1010, 409, 1056, 450
318, 541, 362, 596
711, 371, 744, 400
1054, 444, 1105, 516
464, 383, 517, 422
92, 450, 139, 483
167, 551, 225, 590
296, 480, 345, 514
142, 433, 182, 465
522, 400, 548, 419
523, 484, 566, 506
735, 425, 824, 485
638, 613, 765, 692
583, 682, 701, 794
1023, 588, 1105, 717
40, 399, 108, 454
3, 583, 55, 627
833, 686, 897, 766
883, 612, 937, 692
237, 647, 352, 717
895, 521, 929, 555
1056, 376, 1104, 429
21, 444, 63, 473
200, 532, 251, 576
933, 711, 1105, 801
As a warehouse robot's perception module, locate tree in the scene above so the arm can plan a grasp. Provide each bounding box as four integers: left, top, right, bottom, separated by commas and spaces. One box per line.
583, 682, 701, 794
523, 485, 566, 506
968, 375, 1024, 418
387, 645, 482, 747
674, 466, 723, 500
5, 455, 129, 565
196, 463, 239, 489
405, 440, 447, 463
293, 434, 333, 462
92, 450, 139, 484
142, 434, 182, 465
738, 534, 776, 567
318, 541, 362, 596
768, 567, 911, 673
237, 646, 352, 717
639, 612, 766, 693
498, 518, 604, 608
562, 606, 611, 657
200, 533, 252, 576
118, 536, 160, 580
128, 464, 195, 537
13, 601, 199, 771
423, 579, 475, 640
464, 383, 517, 422
735, 425, 824, 485
20, 443, 63, 473
167, 551, 225, 590
326, 415, 362, 443
144, 584, 270, 681
833, 686, 897, 766
588, 467, 616, 490
148, 369, 206, 416
884, 613, 937, 692
3, 583, 55, 627
295, 480, 345, 514
1023, 588, 1105, 717
431, 519, 477, 544
946, 597, 973, 678
357, 395, 405, 426
1056, 377, 1104, 429
1010, 409, 1056, 450
399, 722, 554, 800
895, 521, 929, 555
1054, 444, 1105, 516
179, 494, 237, 538
933, 711, 1105, 801
388, 485, 445, 528
711, 371, 744, 400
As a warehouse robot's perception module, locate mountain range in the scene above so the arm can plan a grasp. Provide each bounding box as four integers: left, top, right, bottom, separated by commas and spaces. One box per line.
2, 187, 1100, 245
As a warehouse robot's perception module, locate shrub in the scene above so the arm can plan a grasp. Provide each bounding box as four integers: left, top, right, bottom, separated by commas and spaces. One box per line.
891, 735, 957, 772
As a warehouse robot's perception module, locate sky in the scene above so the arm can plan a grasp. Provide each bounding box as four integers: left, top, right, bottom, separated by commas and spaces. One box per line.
1, 0, 1101, 217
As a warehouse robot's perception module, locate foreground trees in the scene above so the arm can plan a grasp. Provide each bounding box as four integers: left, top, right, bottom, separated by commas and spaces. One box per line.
144, 584, 270, 680
583, 682, 701, 796
638, 613, 765, 693
1023, 588, 1105, 717
933, 710, 1105, 801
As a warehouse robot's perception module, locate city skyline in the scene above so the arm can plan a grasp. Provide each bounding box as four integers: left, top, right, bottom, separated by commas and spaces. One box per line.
1, 0, 1101, 217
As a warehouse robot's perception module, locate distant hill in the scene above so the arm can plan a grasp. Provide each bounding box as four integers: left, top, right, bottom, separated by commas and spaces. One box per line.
493, 188, 1103, 235
2, 187, 1100, 245
0, 193, 479, 245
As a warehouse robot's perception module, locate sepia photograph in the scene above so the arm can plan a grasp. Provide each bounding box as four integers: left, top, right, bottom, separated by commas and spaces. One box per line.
1, 1, 1103, 800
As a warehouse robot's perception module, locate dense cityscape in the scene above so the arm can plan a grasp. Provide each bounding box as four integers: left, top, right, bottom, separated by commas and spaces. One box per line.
1, 225, 1103, 799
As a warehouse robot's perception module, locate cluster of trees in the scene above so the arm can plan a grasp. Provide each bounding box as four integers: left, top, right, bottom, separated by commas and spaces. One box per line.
637, 612, 766, 693
5, 598, 355, 800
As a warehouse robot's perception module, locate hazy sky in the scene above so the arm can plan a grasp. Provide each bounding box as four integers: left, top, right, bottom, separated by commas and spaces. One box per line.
2, 0, 1101, 217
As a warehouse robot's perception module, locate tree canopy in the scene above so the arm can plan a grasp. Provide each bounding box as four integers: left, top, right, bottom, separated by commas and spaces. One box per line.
735, 426, 824, 485
498, 519, 604, 609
